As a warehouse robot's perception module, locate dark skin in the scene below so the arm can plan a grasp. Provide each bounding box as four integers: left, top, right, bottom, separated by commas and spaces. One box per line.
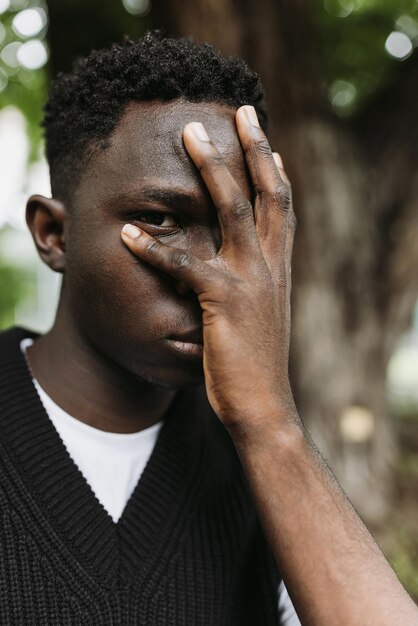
26, 100, 418, 624
27, 100, 245, 432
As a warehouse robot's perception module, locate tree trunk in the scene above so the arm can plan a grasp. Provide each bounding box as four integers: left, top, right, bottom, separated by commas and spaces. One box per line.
46, 0, 146, 75
151, 0, 418, 522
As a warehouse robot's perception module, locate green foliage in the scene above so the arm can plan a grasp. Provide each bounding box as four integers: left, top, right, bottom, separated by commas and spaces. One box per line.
391, 543, 418, 602
0, 69, 47, 160
387, 449, 418, 602
0, 262, 26, 328
317, 0, 418, 115
0, 227, 36, 330
0, 2, 48, 160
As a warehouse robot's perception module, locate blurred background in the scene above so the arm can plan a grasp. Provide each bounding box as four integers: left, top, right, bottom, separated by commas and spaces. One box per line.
0, 0, 417, 601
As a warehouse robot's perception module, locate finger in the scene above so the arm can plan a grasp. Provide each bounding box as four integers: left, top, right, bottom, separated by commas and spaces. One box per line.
236, 106, 284, 198
183, 122, 261, 257
272, 152, 290, 185
121, 224, 222, 297
283, 209, 297, 325
236, 106, 294, 255
262, 154, 295, 284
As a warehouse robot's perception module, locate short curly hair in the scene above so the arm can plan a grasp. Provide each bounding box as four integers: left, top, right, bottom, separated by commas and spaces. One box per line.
43, 31, 268, 204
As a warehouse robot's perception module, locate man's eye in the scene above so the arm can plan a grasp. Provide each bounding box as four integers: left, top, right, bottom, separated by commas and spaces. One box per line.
135, 212, 178, 228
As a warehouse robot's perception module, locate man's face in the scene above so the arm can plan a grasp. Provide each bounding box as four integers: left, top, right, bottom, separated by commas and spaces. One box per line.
64, 100, 252, 388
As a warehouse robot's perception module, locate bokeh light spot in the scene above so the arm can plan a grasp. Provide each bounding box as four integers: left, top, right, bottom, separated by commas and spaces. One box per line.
329, 79, 358, 110
324, 0, 353, 18
385, 31, 413, 60
10, 0, 30, 10
340, 406, 375, 443
12, 8, 47, 39
122, 0, 150, 16
16, 39, 48, 69
395, 15, 418, 42
0, 42, 22, 68
0, 0, 10, 15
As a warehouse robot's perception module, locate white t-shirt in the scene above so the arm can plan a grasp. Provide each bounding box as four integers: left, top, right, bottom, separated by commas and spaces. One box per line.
21, 338, 300, 625
21, 338, 162, 523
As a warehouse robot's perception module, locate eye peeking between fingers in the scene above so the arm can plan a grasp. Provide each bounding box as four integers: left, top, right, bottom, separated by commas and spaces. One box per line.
128, 211, 181, 235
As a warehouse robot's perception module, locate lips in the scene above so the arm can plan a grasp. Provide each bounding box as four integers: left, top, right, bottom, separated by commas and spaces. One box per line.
168, 327, 203, 344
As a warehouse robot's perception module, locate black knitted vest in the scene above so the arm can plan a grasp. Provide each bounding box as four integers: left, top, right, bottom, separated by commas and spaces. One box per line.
0, 327, 281, 625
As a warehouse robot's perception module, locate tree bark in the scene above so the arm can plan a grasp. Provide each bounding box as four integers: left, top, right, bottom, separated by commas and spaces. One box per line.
46, 0, 146, 75
151, 0, 418, 522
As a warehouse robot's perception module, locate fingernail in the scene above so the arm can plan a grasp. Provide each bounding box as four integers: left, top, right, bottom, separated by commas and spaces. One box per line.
122, 224, 141, 239
187, 122, 210, 142
242, 105, 260, 128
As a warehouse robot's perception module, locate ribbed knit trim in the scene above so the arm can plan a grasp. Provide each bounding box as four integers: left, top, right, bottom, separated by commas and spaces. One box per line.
0, 327, 211, 587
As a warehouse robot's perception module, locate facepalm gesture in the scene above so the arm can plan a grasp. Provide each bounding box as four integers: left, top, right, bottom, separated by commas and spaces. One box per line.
121, 105, 298, 434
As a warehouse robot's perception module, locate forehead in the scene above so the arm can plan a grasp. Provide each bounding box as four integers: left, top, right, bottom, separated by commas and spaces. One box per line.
75, 99, 248, 204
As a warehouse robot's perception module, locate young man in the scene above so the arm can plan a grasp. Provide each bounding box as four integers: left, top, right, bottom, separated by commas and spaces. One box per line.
0, 32, 416, 625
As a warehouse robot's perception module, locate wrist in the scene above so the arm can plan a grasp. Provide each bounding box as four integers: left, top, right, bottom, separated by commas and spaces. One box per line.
224, 398, 305, 449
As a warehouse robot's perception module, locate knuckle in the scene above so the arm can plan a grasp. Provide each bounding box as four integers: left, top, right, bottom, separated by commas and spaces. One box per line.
248, 138, 272, 161
171, 250, 191, 270
271, 182, 293, 213
196, 151, 223, 174
255, 138, 272, 157
204, 153, 224, 170
247, 139, 272, 162
231, 197, 253, 222
146, 239, 160, 255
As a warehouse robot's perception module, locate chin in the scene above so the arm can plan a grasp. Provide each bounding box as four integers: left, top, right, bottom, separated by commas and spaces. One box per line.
129, 356, 205, 390
141, 376, 204, 391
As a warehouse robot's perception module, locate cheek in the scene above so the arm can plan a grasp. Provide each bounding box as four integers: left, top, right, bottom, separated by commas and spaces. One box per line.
63, 218, 202, 345
65, 225, 164, 323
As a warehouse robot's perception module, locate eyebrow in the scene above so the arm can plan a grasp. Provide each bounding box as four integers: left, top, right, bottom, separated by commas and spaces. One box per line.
103, 187, 200, 211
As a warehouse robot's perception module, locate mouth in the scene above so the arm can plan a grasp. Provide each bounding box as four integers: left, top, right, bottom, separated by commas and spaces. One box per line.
166, 327, 204, 358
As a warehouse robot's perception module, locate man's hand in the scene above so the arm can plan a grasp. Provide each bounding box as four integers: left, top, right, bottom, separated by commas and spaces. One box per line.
121, 105, 298, 433
121, 104, 418, 626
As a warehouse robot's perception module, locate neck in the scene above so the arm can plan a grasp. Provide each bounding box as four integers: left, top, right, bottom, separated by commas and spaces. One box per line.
26, 308, 177, 434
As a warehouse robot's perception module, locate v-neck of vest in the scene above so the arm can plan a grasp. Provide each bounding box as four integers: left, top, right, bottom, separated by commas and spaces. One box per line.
0, 327, 211, 587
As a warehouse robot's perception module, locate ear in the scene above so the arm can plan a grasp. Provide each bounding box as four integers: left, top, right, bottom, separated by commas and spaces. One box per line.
26, 195, 68, 273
